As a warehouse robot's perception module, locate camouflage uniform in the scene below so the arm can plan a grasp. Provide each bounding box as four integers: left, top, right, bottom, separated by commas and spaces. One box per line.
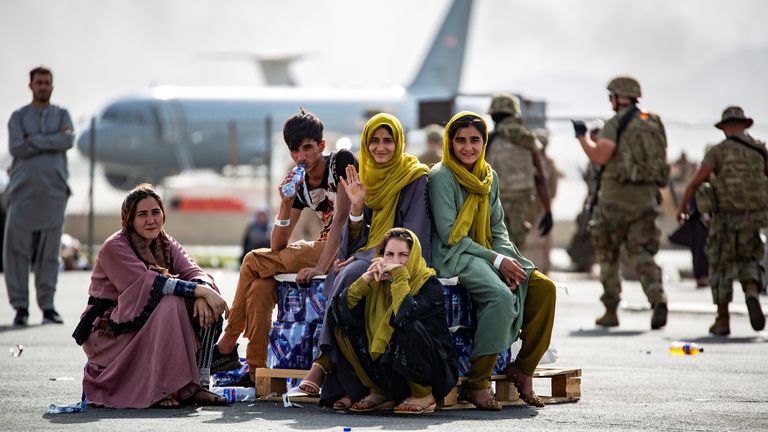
486, 94, 538, 249
525, 129, 559, 273
590, 78, 668, 313
702, 131, 768, 304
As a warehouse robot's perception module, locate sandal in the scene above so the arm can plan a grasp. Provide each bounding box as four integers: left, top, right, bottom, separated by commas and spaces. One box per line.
151, 396, 180, 409
298, 363, 326, 396
505, 365, 545, 408
394, 397, 436, 415
460, 386, 502, 411
333, 395, 353, 411
349, 393, 395, 412
183, 387, 230, 406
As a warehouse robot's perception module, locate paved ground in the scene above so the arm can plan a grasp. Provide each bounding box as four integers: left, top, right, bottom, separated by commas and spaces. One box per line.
1, 250, 767, 432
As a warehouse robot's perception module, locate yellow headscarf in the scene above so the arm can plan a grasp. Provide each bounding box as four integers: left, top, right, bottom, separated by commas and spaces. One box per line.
365, 228, 436, 359
441, 111, 494, 248
358, 113, 430, 251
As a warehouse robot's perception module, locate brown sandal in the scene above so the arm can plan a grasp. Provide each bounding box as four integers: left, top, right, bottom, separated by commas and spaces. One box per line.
183, 387, 230, 406
506, 365, 545, 408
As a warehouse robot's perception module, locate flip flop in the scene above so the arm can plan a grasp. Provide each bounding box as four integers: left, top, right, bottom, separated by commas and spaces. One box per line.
349, 393, 395, 412
393, 397, 436, 415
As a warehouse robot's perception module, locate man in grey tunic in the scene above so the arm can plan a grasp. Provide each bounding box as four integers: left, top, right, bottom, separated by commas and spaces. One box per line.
6, 66, 73, 326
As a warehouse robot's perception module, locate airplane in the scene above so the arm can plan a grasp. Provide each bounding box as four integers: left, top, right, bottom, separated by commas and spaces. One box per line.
76, 0, 546, 190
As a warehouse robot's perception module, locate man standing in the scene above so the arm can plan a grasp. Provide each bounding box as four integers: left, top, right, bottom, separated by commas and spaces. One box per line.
6, 66, 73, 326
676, 106, 767, 335
486, 94, 552, 250
574, 76, 669, 329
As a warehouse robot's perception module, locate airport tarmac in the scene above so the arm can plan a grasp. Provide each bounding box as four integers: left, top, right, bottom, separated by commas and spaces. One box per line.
0, 251, 766, 432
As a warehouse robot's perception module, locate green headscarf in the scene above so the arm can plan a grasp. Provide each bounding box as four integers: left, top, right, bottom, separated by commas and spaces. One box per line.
441, 111, 493, 248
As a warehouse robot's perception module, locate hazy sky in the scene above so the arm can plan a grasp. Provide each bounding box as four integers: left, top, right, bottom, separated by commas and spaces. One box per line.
1, 0, 767, 214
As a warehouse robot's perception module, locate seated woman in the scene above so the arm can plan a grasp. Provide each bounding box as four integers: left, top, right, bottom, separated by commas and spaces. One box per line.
325, 228, 458, 414
299, 113, 431, 408
74, 184, 230, 408
429, 112, 557, 409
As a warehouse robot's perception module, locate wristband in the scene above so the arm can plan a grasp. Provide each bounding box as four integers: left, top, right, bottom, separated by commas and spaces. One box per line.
349, 213, 364, 223
493, 254, 505, 270
274, 218, 290, 227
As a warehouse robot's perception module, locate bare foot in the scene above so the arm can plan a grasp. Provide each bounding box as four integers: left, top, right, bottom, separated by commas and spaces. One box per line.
465, 387, 501, 411
152, 396, 180, 408
506, 366, 534, 395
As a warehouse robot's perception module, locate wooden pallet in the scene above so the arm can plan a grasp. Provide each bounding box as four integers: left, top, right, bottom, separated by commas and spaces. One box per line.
253, 366, 580, 407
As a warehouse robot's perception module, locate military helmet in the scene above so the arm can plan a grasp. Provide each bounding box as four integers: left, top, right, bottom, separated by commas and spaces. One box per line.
715, 106, 753, 130
424, 124, 443, 142
607, 76, 642, 98
488, 93, 521, 116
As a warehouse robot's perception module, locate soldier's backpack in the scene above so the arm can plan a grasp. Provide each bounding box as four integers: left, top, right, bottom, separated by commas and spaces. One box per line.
613, 109, 670, 187
710, 136, 768, 213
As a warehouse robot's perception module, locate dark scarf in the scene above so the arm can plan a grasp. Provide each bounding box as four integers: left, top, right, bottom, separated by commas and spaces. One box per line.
127, 230, 175, 276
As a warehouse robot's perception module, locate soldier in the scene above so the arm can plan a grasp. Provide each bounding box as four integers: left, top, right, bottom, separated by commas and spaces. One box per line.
524, 129, 560, 273
676, 106, 767, 335
486, 94, 553, 251
418, 124, 443, 168
573, 76, 669, 329
567, 120, 603, 272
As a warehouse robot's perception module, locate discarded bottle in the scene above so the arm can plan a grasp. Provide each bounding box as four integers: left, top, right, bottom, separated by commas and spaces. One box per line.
47, 401, 86, 414
211, 386, 256, 403
343, 428, 352, 432
282, 164, 306, 198
669, 341, 703, 355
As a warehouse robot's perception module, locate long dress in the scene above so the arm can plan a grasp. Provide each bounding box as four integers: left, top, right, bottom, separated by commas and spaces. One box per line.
79, 231, 218, 408
318, 176, 431, 403
320, 274, 458, 405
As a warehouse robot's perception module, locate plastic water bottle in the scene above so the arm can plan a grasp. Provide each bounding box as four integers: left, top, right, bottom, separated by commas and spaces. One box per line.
669, 341, 703, 355
282, 164, 306, 198
47, 401, 86, 414
211, 386, 256, 403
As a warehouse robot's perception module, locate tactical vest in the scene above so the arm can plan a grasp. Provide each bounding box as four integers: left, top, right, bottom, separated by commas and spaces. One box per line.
711, 138, 768, 213
603, 111, 670, 187
486, 120, 536, 194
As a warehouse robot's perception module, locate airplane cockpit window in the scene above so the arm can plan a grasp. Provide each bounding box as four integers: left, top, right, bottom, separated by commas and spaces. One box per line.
101, 103, 148, 125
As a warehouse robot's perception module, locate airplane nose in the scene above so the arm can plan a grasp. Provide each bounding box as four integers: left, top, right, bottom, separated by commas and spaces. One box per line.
75, 129, 91, 156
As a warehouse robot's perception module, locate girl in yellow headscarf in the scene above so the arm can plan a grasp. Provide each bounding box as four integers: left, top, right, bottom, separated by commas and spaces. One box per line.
328, 228, 458, 414
428, 112, 557, 409
299, 113, 432, 409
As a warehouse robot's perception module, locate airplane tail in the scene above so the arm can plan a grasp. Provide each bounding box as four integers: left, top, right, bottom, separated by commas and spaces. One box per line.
407, 0, 474, 96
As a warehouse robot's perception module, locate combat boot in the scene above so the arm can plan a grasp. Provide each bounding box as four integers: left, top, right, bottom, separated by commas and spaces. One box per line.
595, 307, 619, 327
708, 303, 730, 336
743, 283, 766, 331
650, 302, 668, 329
